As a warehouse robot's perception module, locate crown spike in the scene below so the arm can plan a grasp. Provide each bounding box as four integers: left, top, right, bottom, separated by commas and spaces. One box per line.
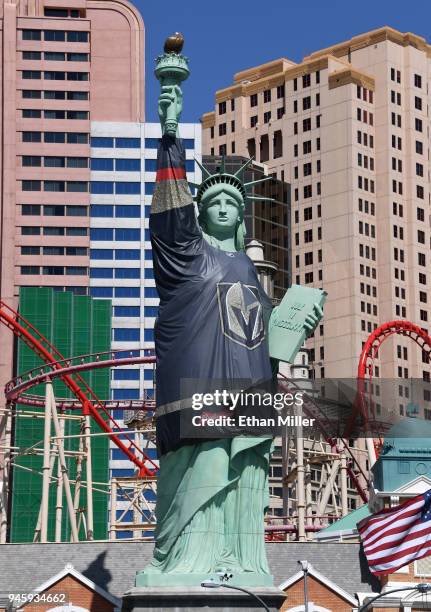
233, 157, 254, 178
244, 176, 273, 188
194, 158, 211, 178
248, 195, 276, 202
219, 156, 226, 174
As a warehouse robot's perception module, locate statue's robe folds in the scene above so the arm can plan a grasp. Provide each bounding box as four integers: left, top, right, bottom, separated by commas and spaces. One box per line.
140, 135, 274, 585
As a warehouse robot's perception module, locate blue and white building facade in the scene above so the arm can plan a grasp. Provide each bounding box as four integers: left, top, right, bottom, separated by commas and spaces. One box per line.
89, 122, 201, 535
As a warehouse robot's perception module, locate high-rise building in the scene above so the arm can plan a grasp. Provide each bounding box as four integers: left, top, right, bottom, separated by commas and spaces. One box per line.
0, 0, 145, 427
202, 27, 431, 395
88, 122, 201, 516
0, 0, 145, 539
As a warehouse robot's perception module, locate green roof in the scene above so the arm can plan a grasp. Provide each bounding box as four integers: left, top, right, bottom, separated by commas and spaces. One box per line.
319, 504, 371, 534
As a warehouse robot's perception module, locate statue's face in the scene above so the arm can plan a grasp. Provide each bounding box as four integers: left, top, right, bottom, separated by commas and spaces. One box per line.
203, 190, 242, 236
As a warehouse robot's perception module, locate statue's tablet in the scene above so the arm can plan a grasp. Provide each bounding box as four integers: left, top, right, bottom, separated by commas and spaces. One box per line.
269, 284, 327, 364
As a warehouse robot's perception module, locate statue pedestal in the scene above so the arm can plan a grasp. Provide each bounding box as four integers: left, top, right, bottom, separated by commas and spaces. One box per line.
122, 586, 286, 611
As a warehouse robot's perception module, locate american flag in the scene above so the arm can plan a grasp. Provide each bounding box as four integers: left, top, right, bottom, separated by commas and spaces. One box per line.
357, 489, 431, 575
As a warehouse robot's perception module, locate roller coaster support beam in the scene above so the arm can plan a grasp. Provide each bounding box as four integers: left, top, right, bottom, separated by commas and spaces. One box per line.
55, 416, 65, 542
316, 460, 340, 517
40, 380, 53, 543
34, 439, 59, 542
72, 419, 84, 535
48, 381, 79, 542
84, 415, 94, 540
110, 478, 117, 540
296, 408, 306, 542
340, 453, 348, 517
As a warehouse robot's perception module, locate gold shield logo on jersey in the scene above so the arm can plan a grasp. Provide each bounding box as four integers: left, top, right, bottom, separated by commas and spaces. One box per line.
217, 282, 265, 349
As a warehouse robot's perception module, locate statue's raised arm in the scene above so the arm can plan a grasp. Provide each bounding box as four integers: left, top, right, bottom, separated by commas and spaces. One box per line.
149, 34, 203, 300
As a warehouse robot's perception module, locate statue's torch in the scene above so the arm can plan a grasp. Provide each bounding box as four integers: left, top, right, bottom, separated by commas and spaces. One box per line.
155, 33, 190, 137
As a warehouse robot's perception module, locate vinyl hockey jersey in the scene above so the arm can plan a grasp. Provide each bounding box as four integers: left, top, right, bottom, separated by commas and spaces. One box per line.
150, 135, 273, 455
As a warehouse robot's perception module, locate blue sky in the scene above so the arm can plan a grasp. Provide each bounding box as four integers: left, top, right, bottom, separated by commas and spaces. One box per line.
134, 0, 431, 124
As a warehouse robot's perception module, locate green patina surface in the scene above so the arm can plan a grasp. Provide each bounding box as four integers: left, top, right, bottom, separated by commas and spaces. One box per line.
269, 284, 326, 364
139, 35, 326, 588
372, 418, 431, 492
319, 503, 371, 534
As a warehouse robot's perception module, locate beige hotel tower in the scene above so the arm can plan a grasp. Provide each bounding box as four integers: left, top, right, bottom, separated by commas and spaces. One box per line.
202, 27, 431, 403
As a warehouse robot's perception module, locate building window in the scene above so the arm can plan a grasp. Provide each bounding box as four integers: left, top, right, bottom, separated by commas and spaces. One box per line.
67, 133, 88, 144
115, 205, 140, 218
22, 155, 42, 167
218, 101, 226, 114
264, 111, 271, 124
250, 94, 257, 107
90, 136, 113, 148
115, 137, 140, 148
22, 90, 42, 99
65, 30, 87, 42
91, 158, 114, 171
414, 74, 422, 88
303, 162, 312, 177
67, 181, 87, 192
22, 29, 41, 40
144, 138, 160, 149
22, 180, 41, 191
263, 89, 271, 103
304, 229, 313, 243
304, 207, 312, 220
219, 123, 227, 136
302, 74, 311, 88
21, 266, 40, 274
277, 84, 285, 99
116, 182, 141, 195
91, 181, 114, 194
304, 252, 313, 265
90, 227, 113, 241
115, 228, 140, 241
250, 115, 258, 128
67, 52, 88, 62
23, 50, 41, 60
303, 185, 312, 199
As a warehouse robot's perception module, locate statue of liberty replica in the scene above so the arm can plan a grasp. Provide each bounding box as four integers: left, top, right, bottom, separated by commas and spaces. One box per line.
124, 33, 324, 612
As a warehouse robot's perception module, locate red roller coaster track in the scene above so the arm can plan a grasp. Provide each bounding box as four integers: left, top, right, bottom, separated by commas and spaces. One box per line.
3, 295, 431, 503
345, 320, 431, 444
0, 300, 157, 477
358, 320, 431, 380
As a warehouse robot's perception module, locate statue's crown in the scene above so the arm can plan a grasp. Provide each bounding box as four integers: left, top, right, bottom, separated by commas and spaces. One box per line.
195, 157, 274, 209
